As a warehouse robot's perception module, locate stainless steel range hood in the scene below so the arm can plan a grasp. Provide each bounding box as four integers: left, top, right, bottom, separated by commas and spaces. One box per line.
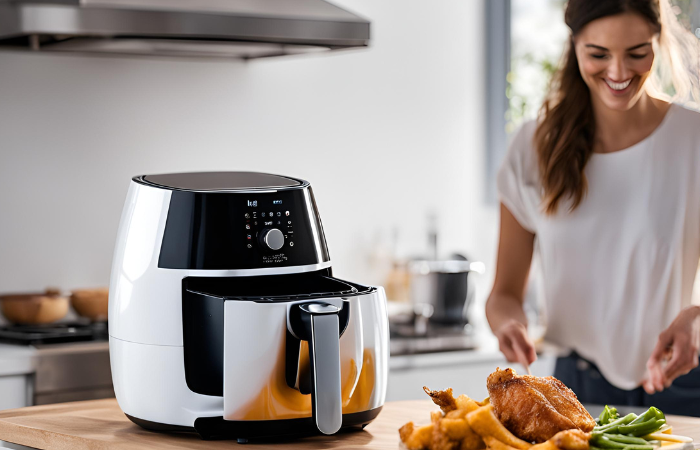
0, 0, 370, 59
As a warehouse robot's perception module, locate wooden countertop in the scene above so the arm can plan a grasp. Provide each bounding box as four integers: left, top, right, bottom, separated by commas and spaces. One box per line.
0, 399, 433, 450
0, 399, 698, 450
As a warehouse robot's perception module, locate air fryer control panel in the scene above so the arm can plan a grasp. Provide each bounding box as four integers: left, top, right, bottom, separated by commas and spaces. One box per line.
244, 198, 295, 257
157, 188, 330, 270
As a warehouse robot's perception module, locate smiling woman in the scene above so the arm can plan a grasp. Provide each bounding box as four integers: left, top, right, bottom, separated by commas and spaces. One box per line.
534, 0, 700, 213
486, 0, 700, 416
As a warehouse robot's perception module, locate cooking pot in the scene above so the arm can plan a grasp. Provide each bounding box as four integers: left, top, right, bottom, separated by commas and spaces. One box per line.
71, 288, 108, 322
408, 259, 485, 326
0, 290, 69, 324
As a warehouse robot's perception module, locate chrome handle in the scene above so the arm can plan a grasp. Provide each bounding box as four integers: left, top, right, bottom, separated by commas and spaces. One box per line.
298, 303, 342, 435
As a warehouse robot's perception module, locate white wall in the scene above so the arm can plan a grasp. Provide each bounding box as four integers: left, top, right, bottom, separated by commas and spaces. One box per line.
0, 0, 499, 296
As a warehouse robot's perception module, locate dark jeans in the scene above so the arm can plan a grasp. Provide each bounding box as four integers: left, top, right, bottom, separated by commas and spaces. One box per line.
554, 352, 700, 417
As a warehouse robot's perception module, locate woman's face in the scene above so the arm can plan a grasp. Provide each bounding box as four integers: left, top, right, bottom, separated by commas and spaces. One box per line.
574, 12, 657, 112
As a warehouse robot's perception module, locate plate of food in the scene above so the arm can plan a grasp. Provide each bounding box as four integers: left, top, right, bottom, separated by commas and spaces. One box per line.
399, 367, 694, 450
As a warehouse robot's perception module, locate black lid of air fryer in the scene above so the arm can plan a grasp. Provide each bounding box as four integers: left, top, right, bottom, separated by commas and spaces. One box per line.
144, 171, 330, 270
138, 172, 304, 192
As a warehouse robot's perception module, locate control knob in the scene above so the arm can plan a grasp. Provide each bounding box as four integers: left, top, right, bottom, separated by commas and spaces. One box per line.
260, 228, 285, 251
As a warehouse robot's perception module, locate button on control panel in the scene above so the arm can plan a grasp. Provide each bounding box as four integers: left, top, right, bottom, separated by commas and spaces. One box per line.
261, 228, 284, 250
243, 199, 296, 258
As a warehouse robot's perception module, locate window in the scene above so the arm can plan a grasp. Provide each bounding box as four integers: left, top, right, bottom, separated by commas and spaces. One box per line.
507, 0, 568, 133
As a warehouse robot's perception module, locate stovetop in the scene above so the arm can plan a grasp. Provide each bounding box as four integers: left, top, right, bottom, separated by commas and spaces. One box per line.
0, 322, 109, 345
389, 322, 477, 356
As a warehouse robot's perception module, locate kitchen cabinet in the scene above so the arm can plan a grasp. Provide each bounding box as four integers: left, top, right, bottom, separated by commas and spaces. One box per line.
0, 345, 35, 411
0, 376, 29, 411
0, 341, 112, 411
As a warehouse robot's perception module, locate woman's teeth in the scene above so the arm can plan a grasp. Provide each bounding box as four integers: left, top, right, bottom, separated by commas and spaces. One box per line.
605, 78, 632, 91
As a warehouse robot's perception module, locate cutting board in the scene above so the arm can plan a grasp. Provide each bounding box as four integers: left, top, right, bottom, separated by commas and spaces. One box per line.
0, 399, 698, 450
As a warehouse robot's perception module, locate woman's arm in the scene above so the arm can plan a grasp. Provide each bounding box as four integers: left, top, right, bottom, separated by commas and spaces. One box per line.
486, 203, 537, 366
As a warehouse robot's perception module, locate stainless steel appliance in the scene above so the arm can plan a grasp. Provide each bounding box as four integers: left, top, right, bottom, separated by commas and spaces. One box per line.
108, 171, 389, 442
0, 0, 370, 59
0, 322, 113, 405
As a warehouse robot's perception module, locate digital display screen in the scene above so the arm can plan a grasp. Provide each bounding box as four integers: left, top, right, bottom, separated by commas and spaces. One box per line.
273, 200, 283, 205
247, 200, 258, 207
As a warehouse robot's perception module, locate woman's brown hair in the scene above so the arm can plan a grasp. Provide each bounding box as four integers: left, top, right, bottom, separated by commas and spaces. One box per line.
535, 0, 661, 214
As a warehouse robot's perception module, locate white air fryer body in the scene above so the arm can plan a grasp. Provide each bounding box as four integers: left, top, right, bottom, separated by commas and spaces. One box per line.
108, 173, 388, 440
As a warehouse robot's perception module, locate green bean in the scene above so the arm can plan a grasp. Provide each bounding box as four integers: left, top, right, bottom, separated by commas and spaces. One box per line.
591, 436, 629, 449
619, 417, 655, 433
594, 413, 637, 431
594, 413, 638, 432
629, 410, 652, 425
604, 434, 649, 445
592, 436, 654, 450
629, 407, 663, 426
619, 419, 666, 437
639, 419, 665, 437
638, 419, 665, 436
652, 407, 665, 421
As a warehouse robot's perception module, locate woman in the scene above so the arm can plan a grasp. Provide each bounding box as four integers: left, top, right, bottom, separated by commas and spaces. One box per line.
487, 0, 700, 415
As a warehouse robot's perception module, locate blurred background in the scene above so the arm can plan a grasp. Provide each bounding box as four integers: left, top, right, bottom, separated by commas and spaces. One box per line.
0, 0, 699, 412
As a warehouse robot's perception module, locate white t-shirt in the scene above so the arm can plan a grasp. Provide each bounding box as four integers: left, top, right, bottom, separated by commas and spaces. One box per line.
497, 103, 700, 390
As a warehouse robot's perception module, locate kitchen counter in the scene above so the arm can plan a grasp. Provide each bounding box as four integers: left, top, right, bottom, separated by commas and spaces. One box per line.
2, 398, 424, 449
0, 399, 699, 450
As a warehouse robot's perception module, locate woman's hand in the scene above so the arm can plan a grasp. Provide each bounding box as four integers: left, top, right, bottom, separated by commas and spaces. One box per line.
643, 305, 700, 394
494, 319, 537, 368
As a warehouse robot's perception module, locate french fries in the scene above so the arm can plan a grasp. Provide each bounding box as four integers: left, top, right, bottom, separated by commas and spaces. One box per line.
399, 388, 486, 450
529, 442, 559, 450
484, 435, 526, 450
400, 422, 434, 450
456, 395, 482, 415
466, 405, 532, 450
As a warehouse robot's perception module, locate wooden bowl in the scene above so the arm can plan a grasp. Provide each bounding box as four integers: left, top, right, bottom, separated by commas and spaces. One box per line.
0, 292, 69, 324
70, 288, 109, 322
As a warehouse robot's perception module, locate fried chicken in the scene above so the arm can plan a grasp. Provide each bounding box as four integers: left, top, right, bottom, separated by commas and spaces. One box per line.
487, 368, 595, 443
